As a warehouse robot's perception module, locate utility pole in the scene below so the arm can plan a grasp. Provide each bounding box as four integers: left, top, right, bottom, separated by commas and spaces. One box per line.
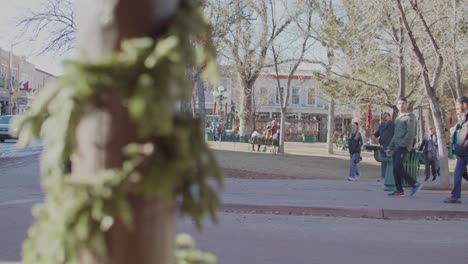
8, 46, 13, 115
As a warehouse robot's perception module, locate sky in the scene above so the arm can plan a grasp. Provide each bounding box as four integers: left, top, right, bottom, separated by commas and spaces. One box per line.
0, 0, 70, 75
0, 0, 340, 77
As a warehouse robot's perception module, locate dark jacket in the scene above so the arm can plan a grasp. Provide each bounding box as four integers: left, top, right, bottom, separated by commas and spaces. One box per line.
348, 132, 363, 154
453, 113, 468, 156
373, 121, 394, 147
419, 133, 438, 160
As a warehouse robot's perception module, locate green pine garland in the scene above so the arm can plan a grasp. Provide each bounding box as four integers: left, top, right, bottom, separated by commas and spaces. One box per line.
12, 1, 222, 263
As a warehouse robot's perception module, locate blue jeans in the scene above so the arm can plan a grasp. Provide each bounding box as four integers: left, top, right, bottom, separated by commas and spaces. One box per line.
349, 153, 360, 177
451, 155, 468, 199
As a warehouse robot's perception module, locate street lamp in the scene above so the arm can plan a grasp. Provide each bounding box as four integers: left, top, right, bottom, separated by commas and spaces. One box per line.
212, 85, 228, 118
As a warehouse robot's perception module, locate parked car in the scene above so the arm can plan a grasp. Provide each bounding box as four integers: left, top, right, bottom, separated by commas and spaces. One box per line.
0, 115, 18, 142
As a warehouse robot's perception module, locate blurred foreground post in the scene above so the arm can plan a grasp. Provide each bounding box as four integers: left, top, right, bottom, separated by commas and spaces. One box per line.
74, 1, 181, 263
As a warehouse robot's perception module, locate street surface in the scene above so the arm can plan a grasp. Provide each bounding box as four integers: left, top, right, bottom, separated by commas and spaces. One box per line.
0, 140, 43, 158
1, 141, 468, 264
179, 213, 468, 264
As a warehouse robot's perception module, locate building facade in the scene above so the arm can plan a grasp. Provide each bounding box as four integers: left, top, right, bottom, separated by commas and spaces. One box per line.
0, 47, 56, 114
200, 68, 356, 142
249, 72, 354, 141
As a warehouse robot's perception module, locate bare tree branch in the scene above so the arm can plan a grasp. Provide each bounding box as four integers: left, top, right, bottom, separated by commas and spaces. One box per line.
17, 0, 75, 54
409, 1, 444, 89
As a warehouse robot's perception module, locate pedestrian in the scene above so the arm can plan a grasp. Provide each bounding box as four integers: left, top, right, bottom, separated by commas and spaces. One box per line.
347, 122, 363, 181
372, 112, 395, 181
386, 97, 423, 196
265, 121, 273, 139
418, 127, 439, 181
251, 130, 262, 152
444, 96, 468, 203
216, 121, 225, 141
210, 120, 217, 141
272, 129, 280, 153
270, 120, 280, 137
333, 130, 340, 143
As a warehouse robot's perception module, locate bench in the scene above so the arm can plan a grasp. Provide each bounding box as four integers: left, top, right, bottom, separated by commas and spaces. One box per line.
250, 137, 280, 153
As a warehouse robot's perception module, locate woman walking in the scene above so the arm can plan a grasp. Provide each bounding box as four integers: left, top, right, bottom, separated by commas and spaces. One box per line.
347, 122, 363, 181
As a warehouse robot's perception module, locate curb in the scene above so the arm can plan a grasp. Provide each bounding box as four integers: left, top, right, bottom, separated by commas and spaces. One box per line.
223, 203, 468, 221
422, 185, 468, 191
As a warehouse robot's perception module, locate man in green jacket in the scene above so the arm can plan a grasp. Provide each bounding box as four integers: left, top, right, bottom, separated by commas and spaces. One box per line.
386, 97, 423, 196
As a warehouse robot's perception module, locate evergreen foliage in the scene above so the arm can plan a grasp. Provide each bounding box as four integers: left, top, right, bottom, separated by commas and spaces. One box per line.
12, 1, 222, 263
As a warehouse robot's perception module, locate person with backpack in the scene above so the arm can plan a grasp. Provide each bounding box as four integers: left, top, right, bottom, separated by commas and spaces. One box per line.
347, 122, 363, 181
444, 96, 468, 203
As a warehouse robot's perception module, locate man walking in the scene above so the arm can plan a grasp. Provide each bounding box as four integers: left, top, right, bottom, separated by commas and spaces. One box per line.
386, 97, 423, 197
444, 96, 468, 203
373, 112, 394, 181
419, 127, 439, 181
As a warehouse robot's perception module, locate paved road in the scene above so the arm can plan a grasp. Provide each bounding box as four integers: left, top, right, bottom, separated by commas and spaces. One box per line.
0, 151, 42, 262
4, 205, 468, 263
179, 213, 468, 264
1, 143, 467, 263
0, 140, 43, 158
1, 205, 33, 262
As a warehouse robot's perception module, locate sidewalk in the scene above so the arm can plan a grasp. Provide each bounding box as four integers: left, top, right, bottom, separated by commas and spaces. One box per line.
221, 178, 468, 220
209, 142, 468, 220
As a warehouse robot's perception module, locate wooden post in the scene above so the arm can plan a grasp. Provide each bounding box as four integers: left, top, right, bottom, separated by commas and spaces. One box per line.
74, 0, 181, 263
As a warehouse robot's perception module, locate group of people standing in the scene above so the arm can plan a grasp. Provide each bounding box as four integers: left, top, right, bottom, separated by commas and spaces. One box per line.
346, 96, 468, 203
250, 120, 280, 152
210, 120, 225, 141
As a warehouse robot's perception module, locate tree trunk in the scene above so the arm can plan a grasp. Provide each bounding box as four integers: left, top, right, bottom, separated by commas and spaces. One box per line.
452, 0, 463, 98
75, 0, 179, 263
195, 68, 206, 121
398, 17, 406, 99
396, 0, 448, 187
430, 101, 450, 188
424, 107, 434, 132
397, 51, 406, 99
278, 109, 286, 154
357, 110, 369, 145
239, 80, 254, 137
454, 61, 463, 99
327, 99, 335, 154
418, 106, 424, 143
391, 105, 399, 120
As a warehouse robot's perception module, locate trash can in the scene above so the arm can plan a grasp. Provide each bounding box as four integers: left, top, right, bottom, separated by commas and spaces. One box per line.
365, 145, 421, 191
302, 134, 315, 143
225, 130, 233, 142
205, 131, 214, 141
448, 144, 454, 159
384, 149, 421, 191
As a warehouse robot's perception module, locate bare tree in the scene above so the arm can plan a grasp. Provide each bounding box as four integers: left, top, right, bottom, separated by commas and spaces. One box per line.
395, 0, 449, 187
269, 0, 313, 153
300, 0, 347, 154
210, 0, 293, 137
192, 1, 245, 122
312, 1, 429, 123
441, 0, 467, 102
18, 0, 75, 54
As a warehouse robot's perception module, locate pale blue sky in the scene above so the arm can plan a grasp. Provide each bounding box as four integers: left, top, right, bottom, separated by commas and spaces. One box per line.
0, 0, 69, 75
